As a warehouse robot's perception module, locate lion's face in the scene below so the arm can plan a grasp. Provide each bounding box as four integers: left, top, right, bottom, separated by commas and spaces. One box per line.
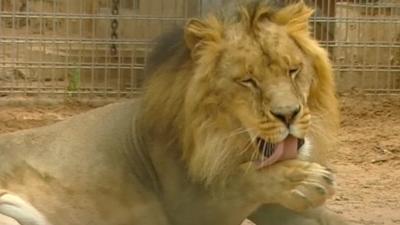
217, 21, 312, 145
181, 2, 337, 185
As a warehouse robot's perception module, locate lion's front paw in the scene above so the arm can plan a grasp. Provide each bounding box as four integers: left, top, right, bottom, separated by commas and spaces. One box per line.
276, 160, 335, 212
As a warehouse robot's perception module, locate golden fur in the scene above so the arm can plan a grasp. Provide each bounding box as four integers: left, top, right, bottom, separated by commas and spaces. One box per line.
140, 0, 338, 186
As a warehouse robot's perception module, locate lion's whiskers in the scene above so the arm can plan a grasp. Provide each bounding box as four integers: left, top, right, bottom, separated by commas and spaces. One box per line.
238, 135, 257, 155
221, 127, 255, 142
242, 134, 261, 174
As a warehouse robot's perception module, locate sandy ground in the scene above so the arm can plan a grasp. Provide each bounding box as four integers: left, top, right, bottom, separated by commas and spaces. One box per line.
0, 95, 398, 225
328, 95, 400, 225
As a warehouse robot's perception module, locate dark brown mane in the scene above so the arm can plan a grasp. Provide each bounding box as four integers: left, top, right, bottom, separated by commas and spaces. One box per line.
144, 27, 190, 78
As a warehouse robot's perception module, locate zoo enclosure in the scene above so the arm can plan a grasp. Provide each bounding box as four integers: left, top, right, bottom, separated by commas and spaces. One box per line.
0, 0, 399, 99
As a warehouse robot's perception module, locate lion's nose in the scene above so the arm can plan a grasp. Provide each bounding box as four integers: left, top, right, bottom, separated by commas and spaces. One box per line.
270, 105, 301, 126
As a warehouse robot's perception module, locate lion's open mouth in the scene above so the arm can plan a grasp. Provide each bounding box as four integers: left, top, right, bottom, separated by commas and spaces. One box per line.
255, 136, 305, 168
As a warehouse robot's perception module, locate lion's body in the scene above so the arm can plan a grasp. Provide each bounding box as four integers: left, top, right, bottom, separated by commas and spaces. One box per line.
0, 102, 164, 225
0, 1, 347, 225
0, 101, 263, 225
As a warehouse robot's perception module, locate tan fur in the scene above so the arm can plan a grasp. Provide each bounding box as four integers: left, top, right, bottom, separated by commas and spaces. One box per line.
142, 1, 338, 186
0, 1, 344, 225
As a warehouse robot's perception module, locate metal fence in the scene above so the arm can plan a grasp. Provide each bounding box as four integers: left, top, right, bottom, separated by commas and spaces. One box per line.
0, 0, 202, 99
0, 0, 399, 99
324, 0, 400, 94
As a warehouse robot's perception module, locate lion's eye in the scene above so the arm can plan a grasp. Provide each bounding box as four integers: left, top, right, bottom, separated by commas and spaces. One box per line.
240, 78, 258, 88
289, 67, 301, 78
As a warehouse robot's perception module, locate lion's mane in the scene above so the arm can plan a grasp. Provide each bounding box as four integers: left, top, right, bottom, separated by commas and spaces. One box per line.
137, 0, 339, 186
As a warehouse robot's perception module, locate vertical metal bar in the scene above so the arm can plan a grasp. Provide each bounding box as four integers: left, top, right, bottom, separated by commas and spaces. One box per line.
91, 39, 96, 96
389, 3, 396, 91
78, 0, 84, 98
117, 36, 121, 97
143, 45, 149, 90
129, 1, 135, 95
117, 0, 122, 97
11, 0, 16, 94
38, 0, 44, 94
320, 0, 325, 43
64, 0, 69, 96
326, 0, 333, 51
130, 46, 135, 94
183, 0, 189, 18
361, 0, 373, 91
396, 5, 400, 93
359, 0, 365, 90
104, 35, 109, 97
183, 0, 188, 19
0, 0, 3, 95
51, 0, 57, 94
117, 2, 123, 95
348, 0, 356, 92
90, 2, 96, 96
386, 3, 394, 92
27, 0, 33, 93
312, 0, 317, 40
134, 1, 139, 94
67, 0, 72, 96
161, 0, 165, 34
23, 0, 29, 95
373, 4, 381, 94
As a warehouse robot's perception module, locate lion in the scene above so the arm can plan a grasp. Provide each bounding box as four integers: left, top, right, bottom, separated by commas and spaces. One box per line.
0, 1, 348, 225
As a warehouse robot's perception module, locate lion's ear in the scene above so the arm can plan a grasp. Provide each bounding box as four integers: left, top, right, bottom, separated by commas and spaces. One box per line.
184, 17, 222, 51
252, 5, 271, 28
271, 1, 314, 35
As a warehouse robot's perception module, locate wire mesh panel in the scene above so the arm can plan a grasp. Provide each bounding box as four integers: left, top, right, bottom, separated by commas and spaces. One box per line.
0, 0, 400, 98
328, 0, 400, 94
280, 0, 400, 94
0, 0, 201, 98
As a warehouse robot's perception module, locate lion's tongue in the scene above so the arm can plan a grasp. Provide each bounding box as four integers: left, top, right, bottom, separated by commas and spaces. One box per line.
257, 136, 299, 169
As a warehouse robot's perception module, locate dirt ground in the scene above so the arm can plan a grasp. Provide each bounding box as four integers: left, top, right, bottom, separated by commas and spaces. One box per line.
328, 95, 400, 225
0, 95, 398, 225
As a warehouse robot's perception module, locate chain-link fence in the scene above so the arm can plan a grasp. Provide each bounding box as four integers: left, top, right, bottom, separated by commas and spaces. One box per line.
0, 0, 399, 99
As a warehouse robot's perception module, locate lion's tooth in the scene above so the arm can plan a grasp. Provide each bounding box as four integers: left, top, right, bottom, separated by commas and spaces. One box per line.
266, 143, 274, 157
297, 139, 305, 151
256, 138, 278, 159
262, 140, 267, 157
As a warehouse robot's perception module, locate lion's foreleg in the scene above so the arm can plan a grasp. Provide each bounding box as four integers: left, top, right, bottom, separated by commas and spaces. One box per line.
0, 190, 51, 225
248, 204, 349, 225
240, 159, 335, 213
